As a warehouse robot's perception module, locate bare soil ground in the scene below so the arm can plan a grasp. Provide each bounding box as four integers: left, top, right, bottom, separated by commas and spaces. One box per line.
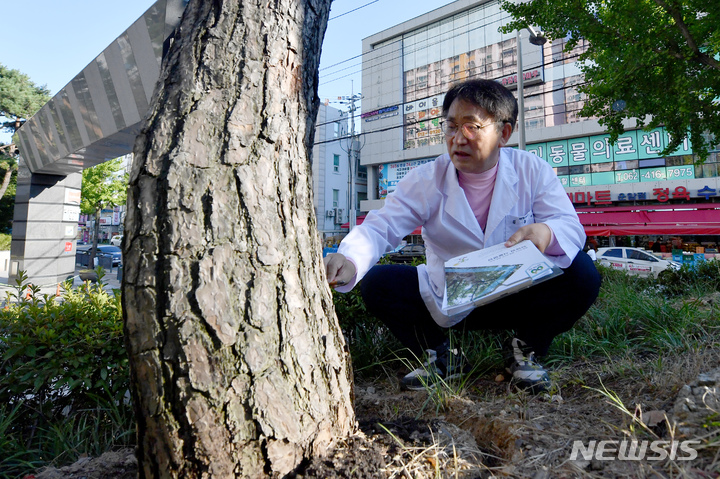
32, 349, 720, 479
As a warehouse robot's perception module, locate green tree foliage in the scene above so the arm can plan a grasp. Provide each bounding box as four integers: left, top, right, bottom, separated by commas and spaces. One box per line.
0, 63, 51, 133
0, 64, 49, 234
0, 160, 17, 232
81, 158, 127, 260
501, 0, 720, 159
0, 149, 17, 232
80, 159, 127, 215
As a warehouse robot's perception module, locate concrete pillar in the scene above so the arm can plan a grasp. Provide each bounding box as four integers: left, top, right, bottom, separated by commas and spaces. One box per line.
10, 160, 82, 285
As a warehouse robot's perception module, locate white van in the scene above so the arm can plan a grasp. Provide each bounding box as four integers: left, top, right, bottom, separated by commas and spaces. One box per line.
596, 247, 681, 278
110, 235, 123, 247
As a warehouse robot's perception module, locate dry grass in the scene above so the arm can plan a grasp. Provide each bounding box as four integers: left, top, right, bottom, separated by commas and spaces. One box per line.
353, 346, 720, 478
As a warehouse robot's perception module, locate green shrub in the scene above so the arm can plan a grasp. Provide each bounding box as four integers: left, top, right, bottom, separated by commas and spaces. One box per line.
332, 283, 404, 378
0, 270, 132, 477
656, 259, 720, 296
331, 255, 411, 377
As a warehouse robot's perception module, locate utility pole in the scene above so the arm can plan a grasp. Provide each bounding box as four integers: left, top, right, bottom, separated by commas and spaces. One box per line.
336, 83, 362, 232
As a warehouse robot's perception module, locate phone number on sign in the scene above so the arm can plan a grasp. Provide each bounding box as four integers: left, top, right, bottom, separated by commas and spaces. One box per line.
667, 166, 693, 178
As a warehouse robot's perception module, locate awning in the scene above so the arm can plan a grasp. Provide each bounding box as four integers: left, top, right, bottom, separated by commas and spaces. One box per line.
340, 215, 422, 235
342, 203, 720, 238
577, 203, 720, 237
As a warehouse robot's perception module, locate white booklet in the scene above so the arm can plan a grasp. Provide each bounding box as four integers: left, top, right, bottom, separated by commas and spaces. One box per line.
441, 240, 563, 315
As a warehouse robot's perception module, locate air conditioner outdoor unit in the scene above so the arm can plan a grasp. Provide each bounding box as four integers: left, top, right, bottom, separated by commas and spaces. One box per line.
326, 209, 335, 217
334, 208, 343, 223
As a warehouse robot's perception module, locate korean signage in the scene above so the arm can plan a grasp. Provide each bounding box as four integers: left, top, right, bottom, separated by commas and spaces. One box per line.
500, 69, 544, 89
526, 127, 694, 187
403, 94, 445, 150
64, 188, 81, 205
568, 185, 717, 206
403, 94, 444, 116
362, 105, 399, 122
378, 158, 435, 199
62, 205, 80, 223
112, 209, 122, 226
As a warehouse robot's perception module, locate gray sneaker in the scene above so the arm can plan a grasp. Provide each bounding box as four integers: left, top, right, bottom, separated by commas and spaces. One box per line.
505, 338, 551, 394
401, 339, 468, 390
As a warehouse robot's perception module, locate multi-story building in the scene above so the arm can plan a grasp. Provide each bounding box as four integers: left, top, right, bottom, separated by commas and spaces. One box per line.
359, 0, 720, 253
312, 104, 368, 241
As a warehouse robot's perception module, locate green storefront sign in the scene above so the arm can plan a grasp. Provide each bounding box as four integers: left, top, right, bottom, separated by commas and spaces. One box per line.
526, 127, 694, 187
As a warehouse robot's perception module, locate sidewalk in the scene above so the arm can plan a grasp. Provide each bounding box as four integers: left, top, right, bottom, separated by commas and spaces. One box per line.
0, 265, 122, 301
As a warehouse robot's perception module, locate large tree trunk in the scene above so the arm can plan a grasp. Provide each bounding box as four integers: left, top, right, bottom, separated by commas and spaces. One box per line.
122, 0, 355, 477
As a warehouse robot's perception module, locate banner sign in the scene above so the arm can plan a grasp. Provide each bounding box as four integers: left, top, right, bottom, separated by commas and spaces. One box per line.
378, 158, 436, 199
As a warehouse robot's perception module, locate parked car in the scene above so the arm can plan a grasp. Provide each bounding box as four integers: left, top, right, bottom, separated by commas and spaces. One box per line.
110, 235, 123, 247
596, 247, 681, 278
386, 244, 426, 263
95, 245, 122, 266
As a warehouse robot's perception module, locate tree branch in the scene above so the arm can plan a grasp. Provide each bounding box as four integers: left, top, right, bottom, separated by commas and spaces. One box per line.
653, 0, 720, 70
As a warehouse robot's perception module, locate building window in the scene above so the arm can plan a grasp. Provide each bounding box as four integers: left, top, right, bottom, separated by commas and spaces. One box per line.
357, 159, 367, 179
333, 189, 339, 208
333, 154, 340, 173
334, 122, 340, 137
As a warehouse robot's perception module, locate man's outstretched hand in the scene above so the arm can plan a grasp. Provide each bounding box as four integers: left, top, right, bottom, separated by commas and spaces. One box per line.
505, 223, 552, 252
324, 253, 356, 287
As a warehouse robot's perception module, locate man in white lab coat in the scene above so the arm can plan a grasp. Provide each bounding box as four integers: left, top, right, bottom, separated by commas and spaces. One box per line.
325, 79, 601, 393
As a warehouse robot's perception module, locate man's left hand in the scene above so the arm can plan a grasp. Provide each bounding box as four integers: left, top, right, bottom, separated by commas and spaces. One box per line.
505, 223, 552, 252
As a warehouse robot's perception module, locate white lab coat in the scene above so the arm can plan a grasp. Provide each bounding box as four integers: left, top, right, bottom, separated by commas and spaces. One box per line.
337, 148, 586, 327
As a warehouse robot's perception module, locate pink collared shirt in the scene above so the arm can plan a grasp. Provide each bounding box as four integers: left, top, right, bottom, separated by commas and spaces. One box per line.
457, 163, 498, 232
458, 162, 563, 254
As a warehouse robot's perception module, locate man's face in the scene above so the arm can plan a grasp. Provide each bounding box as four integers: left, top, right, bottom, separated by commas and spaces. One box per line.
444, 98, 511, 174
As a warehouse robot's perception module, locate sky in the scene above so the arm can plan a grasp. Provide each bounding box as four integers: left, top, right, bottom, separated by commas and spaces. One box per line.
1, 0, 454, 144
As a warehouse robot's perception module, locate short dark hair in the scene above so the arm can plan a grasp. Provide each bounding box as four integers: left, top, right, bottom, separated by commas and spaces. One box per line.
442, 79, 518, 129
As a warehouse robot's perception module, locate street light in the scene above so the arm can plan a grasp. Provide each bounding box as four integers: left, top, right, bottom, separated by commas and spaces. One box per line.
516, 26, 547, 150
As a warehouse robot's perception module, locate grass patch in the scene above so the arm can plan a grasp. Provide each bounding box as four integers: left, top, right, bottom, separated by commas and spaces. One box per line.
344, 261, 720, 382
547, 264, 719, 365
3, 257, 720, 477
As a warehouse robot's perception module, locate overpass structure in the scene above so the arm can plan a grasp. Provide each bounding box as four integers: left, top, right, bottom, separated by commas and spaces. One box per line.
11, 0, 187, 284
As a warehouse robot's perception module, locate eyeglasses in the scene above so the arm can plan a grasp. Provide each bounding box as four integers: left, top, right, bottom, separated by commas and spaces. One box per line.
441, 120, 500, 140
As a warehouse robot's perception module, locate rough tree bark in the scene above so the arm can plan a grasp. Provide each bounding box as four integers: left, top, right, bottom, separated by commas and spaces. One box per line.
122, 0, 355, 477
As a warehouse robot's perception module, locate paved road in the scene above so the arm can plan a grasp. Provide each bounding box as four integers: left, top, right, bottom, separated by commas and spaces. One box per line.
0, 265, 122, 302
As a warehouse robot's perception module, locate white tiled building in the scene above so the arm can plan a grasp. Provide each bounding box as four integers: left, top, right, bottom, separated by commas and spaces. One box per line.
312, 104, 368, 240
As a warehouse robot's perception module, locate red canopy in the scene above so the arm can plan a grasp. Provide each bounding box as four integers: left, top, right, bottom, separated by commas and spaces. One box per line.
577, 203, 720, 236
341, 204, 720, 238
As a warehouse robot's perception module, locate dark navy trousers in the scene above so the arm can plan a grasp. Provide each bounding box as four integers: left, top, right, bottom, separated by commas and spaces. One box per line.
360, 250, 601, 356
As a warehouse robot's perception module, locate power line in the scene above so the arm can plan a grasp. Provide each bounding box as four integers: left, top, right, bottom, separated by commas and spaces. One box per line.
329, 0, 380, 21
314, 4, 596, 143
313, 48, 588, 131
321, 7, 507, 75
313, 79, 595, 147
320, 8, 513, 82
